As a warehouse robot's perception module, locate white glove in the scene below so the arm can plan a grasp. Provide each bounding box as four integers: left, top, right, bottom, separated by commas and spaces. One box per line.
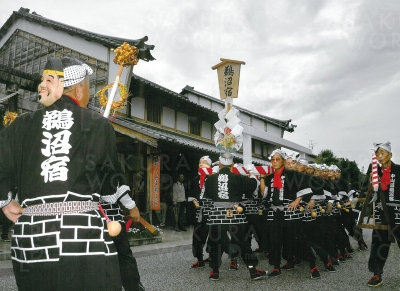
245, 164, 255, 172
212, 166, 219, 173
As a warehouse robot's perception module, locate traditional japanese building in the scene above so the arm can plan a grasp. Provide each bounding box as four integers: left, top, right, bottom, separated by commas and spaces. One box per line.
0, 7, 313, 221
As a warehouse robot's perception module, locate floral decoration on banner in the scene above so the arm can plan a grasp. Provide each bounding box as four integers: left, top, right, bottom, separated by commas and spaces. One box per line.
112, 42, 139, 67
214, 106, 243, 152
3, 111, 18, 126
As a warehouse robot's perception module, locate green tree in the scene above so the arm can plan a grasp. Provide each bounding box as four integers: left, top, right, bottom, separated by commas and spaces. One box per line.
315, 149, 365, 190
338, 158, 365, 190
315, 149, 338, 165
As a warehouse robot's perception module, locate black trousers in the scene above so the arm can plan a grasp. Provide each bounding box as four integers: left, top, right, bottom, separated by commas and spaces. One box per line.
192, 219, 209, 260
175, 202, 186, 228
245, 213, 269, 253
268, 211, 300, 268
368, 208, 400, 275
302, 219, 330, 265
208, 223, 258, 271
112, 223, 143, 291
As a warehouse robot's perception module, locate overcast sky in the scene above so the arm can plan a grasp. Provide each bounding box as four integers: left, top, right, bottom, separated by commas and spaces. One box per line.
2, 0, 400, 171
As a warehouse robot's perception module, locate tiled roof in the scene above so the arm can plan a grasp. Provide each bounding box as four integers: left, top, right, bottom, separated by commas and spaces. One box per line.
0, 91, 18, 102
87, 105, 269, 165
180, 85, 296, 132
114, 116, 270, 166
0, 8, 155, 61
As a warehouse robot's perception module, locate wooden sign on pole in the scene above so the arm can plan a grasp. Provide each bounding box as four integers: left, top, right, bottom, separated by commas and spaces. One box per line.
212, 58, 245, 100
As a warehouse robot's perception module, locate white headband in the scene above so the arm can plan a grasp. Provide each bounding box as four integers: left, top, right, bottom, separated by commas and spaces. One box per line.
269, 149, 288, 160
200, 156, 212, 166
373, 142, 391, 154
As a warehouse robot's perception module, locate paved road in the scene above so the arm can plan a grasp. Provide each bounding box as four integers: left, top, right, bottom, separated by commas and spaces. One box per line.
1, 228, 400, 290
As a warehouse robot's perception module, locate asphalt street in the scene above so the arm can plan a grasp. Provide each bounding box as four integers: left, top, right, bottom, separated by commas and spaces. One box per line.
1, 228, 400, 290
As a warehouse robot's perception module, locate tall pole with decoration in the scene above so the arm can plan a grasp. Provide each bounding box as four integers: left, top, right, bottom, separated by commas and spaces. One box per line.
96, 42, 156, 233
211, 58, 245, 155
97, 42, 138, 119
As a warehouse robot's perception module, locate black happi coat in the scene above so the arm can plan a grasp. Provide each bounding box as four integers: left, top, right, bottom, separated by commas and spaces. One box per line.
0, 96, 123, 291
364, 162, 400, 204
264, 169, 312, 221
264, 169, 312, 206
0, 96, 121, 203
203, 167, 257, 203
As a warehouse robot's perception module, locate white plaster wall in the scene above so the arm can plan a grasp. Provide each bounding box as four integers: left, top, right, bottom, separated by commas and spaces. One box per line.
130, 97, 145, 119
240, 113, 251, 126
199, 97, 211, 109
266, 123, 283, 137
252, 118, 264, 131
162, 107, 175, 128
185, 92, 198, 104
211, 102, 224, 113
201, 121, 211, 139
176, 112, 188, 132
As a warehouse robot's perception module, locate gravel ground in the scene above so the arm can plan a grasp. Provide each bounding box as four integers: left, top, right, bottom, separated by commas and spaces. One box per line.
1, 228, 400, 290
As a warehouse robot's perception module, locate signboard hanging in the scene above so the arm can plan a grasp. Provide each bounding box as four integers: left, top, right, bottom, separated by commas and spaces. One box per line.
151, 156, 161, 211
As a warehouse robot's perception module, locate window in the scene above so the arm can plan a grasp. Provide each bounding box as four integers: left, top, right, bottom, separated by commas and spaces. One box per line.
147, 99, 161, 123
189, 116, 201, 136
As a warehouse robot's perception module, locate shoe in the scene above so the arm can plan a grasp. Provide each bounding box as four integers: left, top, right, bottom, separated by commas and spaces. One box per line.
179, 227, 187, 231
209, 271, 219, 281
359, 243, 368, 251
191, 261, 205, 269
249, 267, 266, 280
293, 256, 301, 265
347, 246, 354, 254
325, 262, 336, 272
281, 262, 294, 271
204, 257, 211, 263
267, 268, 281, 278
264, 252, 269, 259
310, 266, 320, 279
174, 226, 181, 232
344, 253, 353, 260
160, 223, 165, 227
337, 255, 346, 263
368, 274, 382, 287
229, 260, 239, 271
331, 257, 339, 266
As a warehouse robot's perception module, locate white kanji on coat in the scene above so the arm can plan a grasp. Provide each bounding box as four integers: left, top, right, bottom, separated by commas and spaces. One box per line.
218, 174, 229, 199
41, 130, 72, 157
42, 109, 74, 130
40, 155, 70, 182
41, 109, 74, 183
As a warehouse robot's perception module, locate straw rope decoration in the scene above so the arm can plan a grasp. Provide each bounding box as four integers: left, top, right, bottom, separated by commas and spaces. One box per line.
3, 111, 18, 126
96, 42, 138, 116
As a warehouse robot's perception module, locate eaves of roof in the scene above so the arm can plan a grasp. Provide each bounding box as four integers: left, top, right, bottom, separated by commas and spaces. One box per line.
0, 91, 18, 102
0, 7, 155, 61
115, 116, 270, 166
131, 75, 216, 118
132, 74, 189, 103
87, 105, 269, 165
180, 85, 296, 132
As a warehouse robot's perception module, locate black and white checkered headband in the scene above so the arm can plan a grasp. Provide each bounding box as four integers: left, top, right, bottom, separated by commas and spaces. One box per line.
63, 63, 93, 87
